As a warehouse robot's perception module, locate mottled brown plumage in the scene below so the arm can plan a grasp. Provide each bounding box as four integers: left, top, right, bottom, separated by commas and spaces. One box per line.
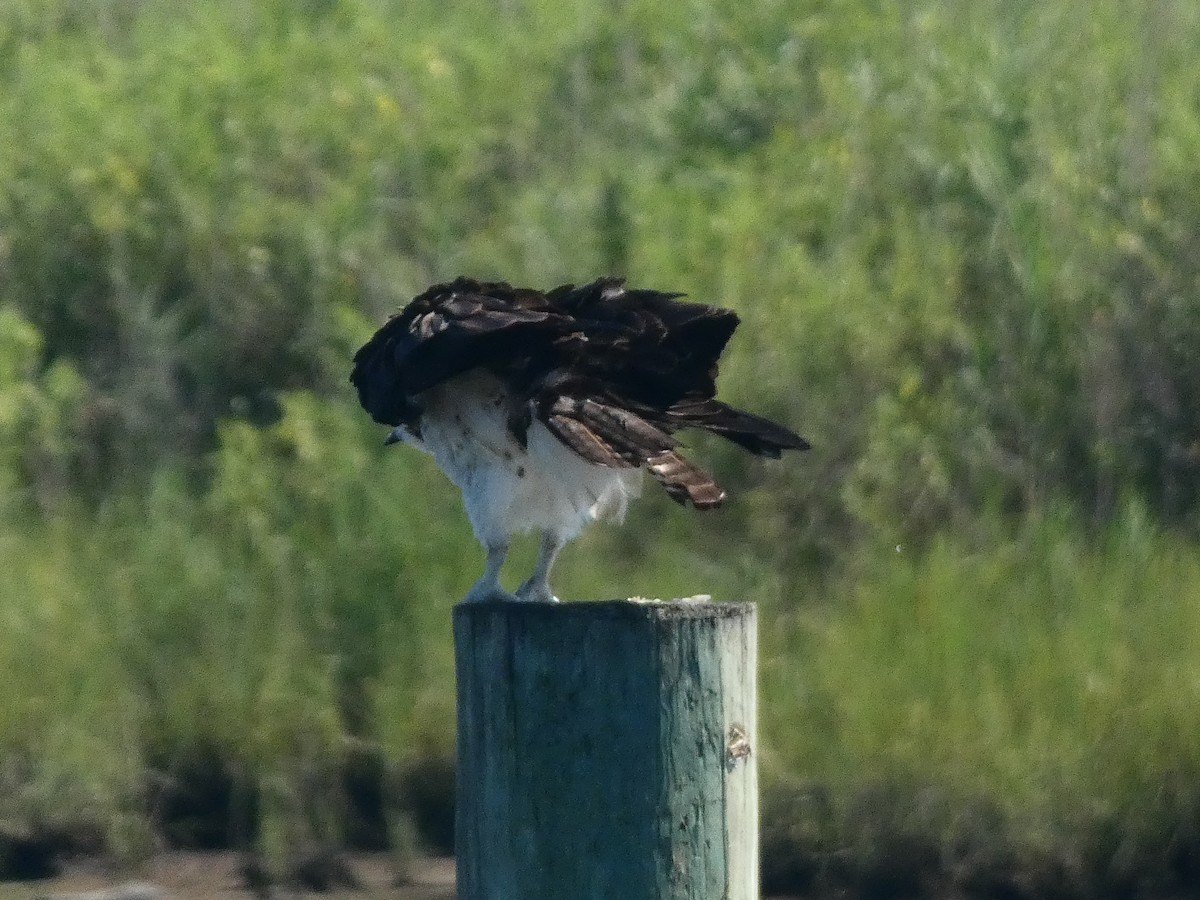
351, 276, 807, 602
351, 276, 808, 510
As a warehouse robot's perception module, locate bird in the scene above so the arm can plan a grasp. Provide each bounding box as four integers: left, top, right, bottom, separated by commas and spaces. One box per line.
350, 276, 809, 604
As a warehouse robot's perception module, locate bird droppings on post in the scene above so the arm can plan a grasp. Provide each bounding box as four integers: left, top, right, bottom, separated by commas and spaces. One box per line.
727, 724, 752, 770
627, 593, 712, 604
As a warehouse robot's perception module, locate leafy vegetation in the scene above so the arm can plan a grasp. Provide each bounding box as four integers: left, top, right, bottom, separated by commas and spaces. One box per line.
2, 0, 1200, 892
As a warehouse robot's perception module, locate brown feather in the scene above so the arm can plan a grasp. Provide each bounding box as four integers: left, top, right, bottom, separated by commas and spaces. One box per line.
350, 277, 807, 511
646, 450, 726, 509
544, 414, 633, 468
576, 399, 679, 454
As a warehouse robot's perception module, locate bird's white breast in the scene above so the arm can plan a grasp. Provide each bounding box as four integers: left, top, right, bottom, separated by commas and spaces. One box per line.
404, 372, 642, 546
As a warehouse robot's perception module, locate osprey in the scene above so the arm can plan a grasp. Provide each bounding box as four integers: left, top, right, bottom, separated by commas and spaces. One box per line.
351, 277, 808, 603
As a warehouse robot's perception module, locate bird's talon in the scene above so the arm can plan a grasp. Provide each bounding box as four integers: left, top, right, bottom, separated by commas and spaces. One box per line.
514, 585, 560, 604
462, 586, 519, 604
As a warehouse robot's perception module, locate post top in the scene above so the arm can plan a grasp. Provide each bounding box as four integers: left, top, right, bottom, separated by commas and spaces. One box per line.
453, 597, 752, 621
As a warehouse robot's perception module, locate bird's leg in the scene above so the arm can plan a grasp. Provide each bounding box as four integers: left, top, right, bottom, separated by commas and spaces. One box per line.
463, 542, 518, 603
515, 531, 565, 603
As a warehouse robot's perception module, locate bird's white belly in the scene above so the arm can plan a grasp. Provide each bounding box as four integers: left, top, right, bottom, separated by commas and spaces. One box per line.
408, 373, 642, 546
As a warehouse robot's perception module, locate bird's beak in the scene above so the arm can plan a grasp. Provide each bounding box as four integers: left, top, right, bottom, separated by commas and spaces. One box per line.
384, 428, 404, 446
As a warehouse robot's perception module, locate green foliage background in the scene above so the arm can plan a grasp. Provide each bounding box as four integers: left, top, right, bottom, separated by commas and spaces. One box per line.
3, 0, 1200, 890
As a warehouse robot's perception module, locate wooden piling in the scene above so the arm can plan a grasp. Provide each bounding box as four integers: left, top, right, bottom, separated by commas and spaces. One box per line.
454, 599, 757, 900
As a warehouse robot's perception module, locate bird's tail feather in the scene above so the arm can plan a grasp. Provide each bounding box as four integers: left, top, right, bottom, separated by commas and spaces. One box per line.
646, 450, 726, 509
546, 398, 727, 508
670, 399, 809, 458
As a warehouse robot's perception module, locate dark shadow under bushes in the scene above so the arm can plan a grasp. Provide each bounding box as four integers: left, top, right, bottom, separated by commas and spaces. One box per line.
8, 756, 1200, 899
148, 744, 258, 851
761, 778, 1200, 900
0, 825, 63, 881
147, 746, 455, 859
392, 754, 456, 856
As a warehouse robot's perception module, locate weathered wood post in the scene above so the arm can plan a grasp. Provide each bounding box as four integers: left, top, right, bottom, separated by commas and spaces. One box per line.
454, 599, 757, 900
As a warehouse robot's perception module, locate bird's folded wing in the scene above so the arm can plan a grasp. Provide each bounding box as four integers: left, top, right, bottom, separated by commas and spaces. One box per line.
351, 282, 561, 425
543, 397, 674, 466
543, 396, 725, 508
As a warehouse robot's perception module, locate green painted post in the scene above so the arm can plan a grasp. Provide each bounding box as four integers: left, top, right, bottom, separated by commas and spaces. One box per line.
454, 599, 758, 900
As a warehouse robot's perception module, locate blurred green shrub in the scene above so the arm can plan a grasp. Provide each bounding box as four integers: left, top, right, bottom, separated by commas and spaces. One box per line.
1, 0, 1199, 889
0, 308, 85, 510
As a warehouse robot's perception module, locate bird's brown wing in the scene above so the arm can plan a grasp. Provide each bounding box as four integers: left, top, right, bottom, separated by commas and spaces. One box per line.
350, 278, 562, 427
352, 276, 806, 509
541, 395, 725, 509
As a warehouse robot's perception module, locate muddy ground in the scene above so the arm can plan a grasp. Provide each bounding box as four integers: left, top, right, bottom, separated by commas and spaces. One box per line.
0, 854, 455, 900
0, 854, 807, 900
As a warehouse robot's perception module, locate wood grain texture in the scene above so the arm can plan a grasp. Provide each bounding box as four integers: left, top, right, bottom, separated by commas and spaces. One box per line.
454, 600, 757, 900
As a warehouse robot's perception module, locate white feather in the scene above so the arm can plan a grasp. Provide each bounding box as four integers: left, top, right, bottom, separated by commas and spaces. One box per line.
397, 371, 642, 548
